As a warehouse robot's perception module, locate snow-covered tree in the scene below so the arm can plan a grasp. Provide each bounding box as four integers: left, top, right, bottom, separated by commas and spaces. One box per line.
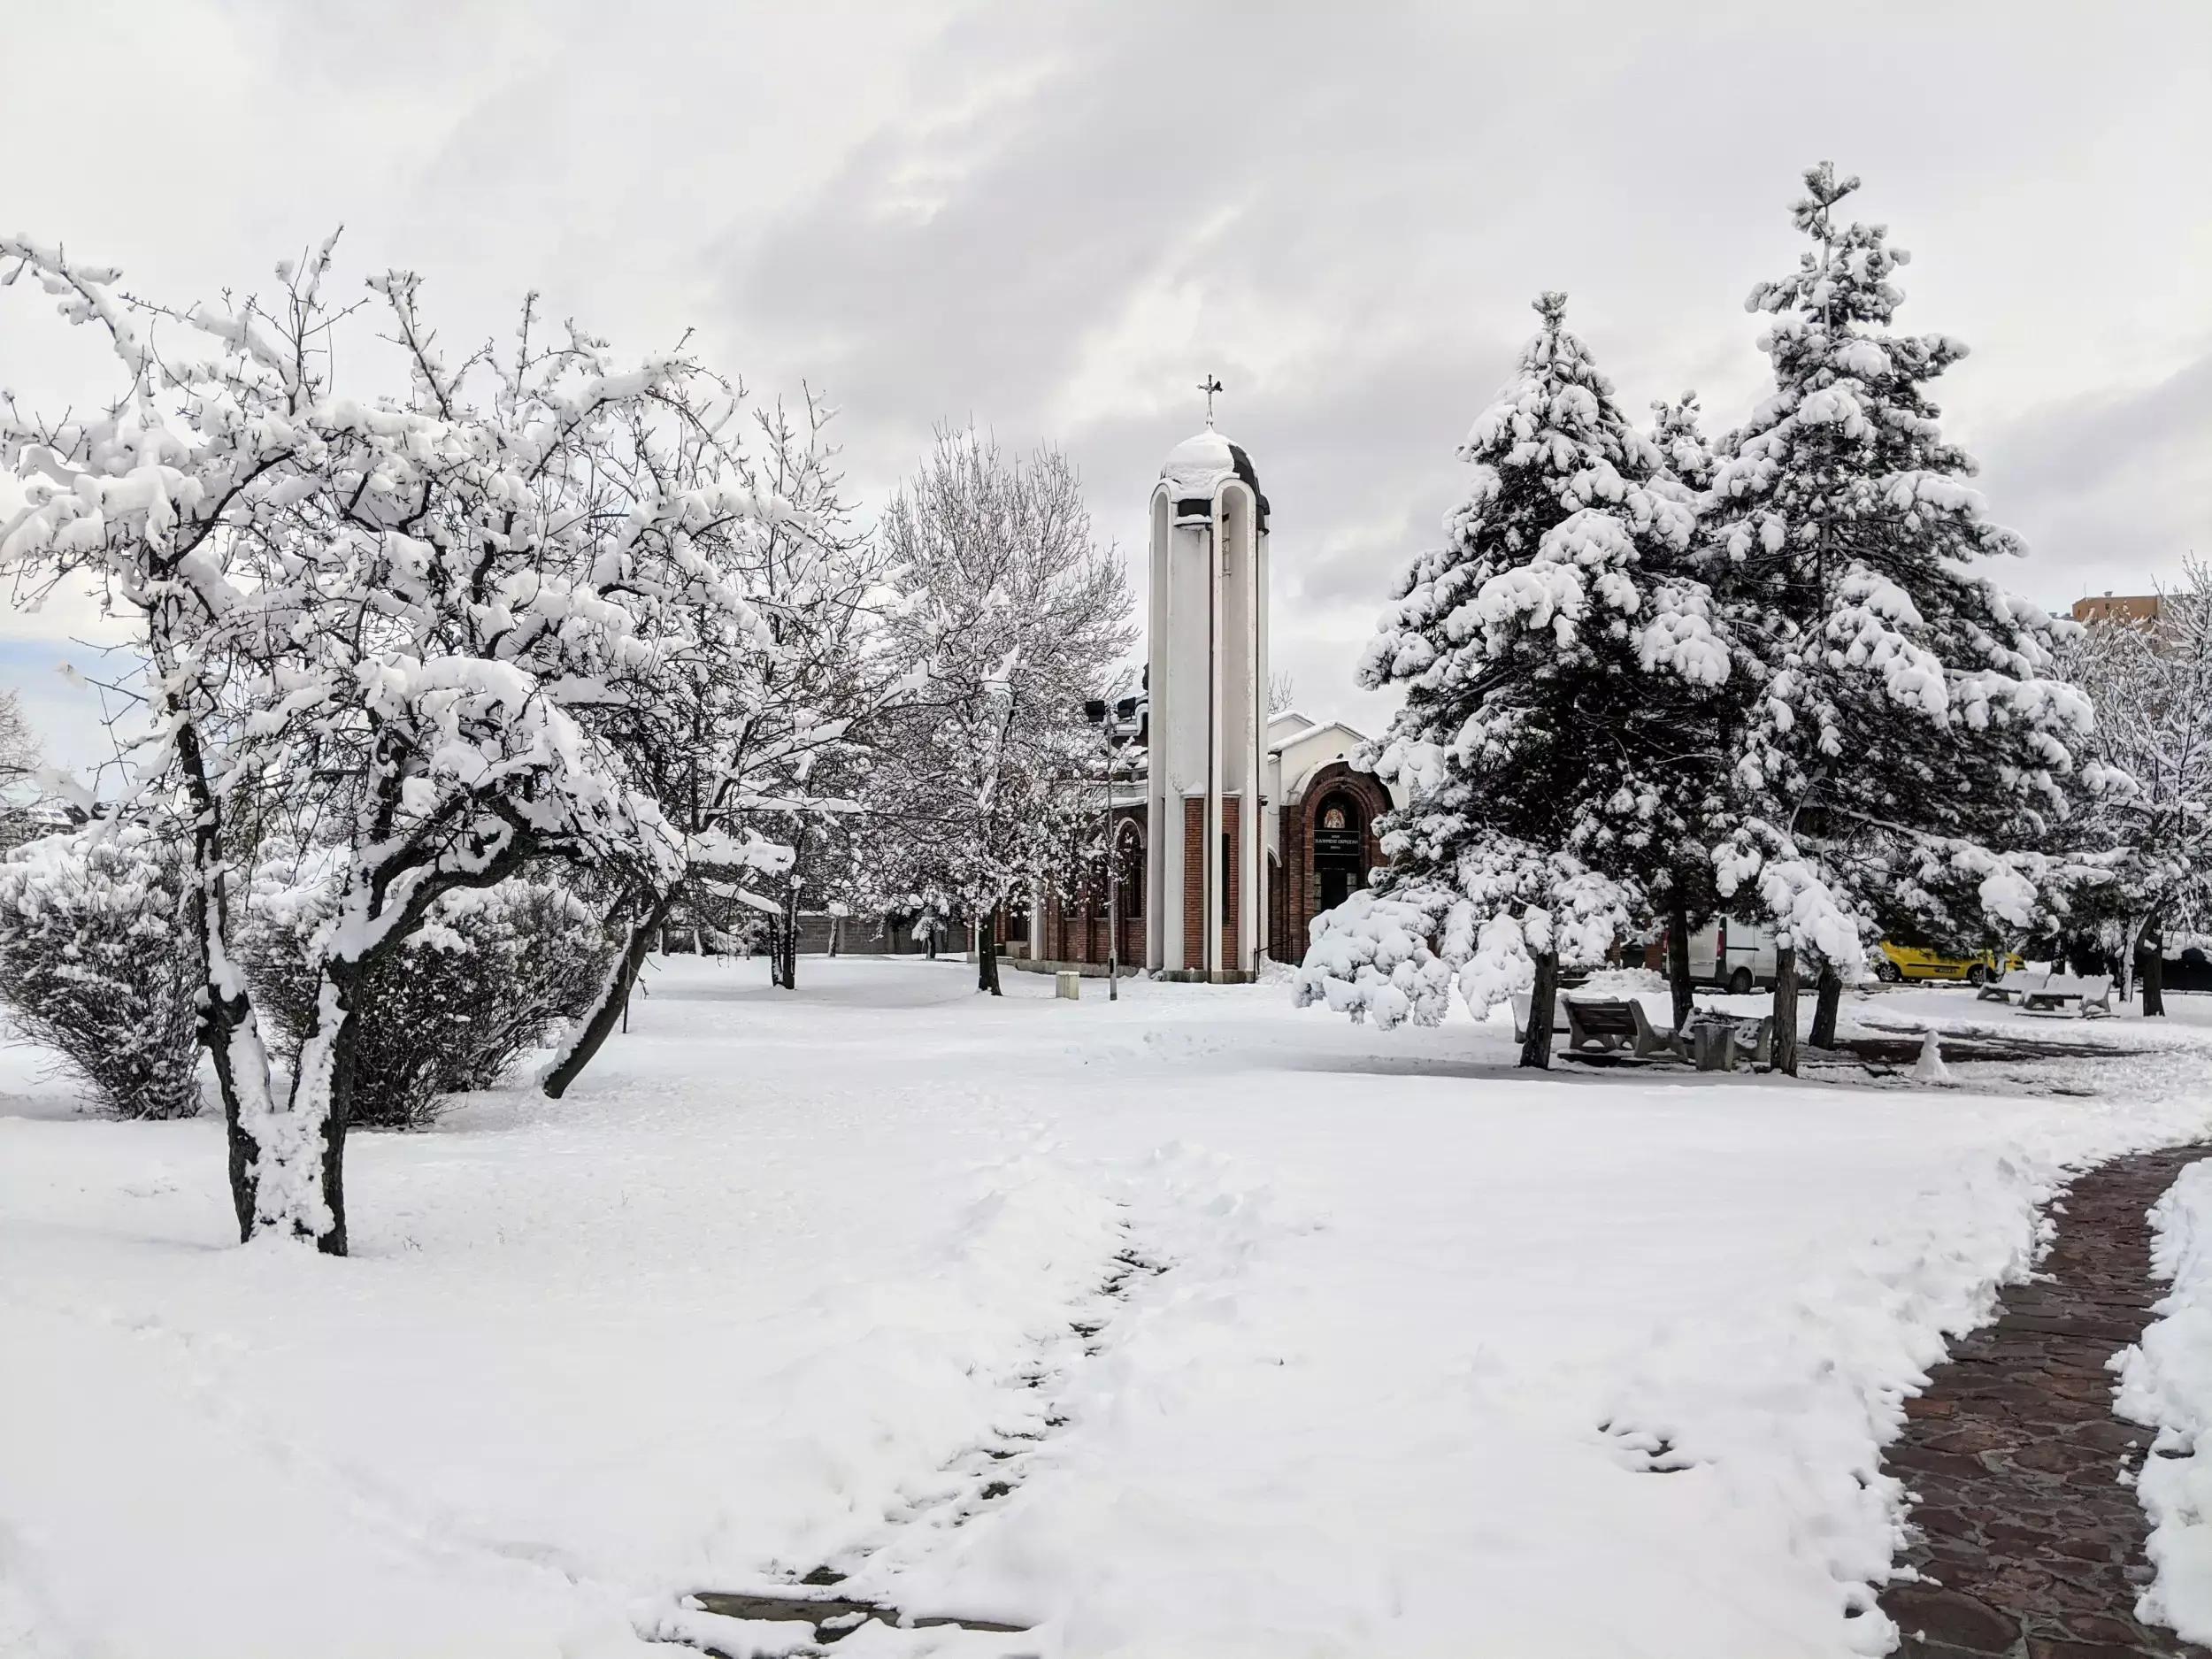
0, 688, 44, 848
1298, 294, 1728, 1064
1650, 392, 1716, 494
0, 686, 37, 785
0, 822, 200, 1118
543, 389, 909, 1086
2060, 562, 2212, 1015
1702, 164, 2094, 1070
1645, 390, 1727, 1025
0, 234, 787, 1251
870, 432, 1133, 994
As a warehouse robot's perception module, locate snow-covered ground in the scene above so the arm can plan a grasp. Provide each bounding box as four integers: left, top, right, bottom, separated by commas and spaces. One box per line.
6, 958, 2212, 1659
2118, 1155, 2212, 1645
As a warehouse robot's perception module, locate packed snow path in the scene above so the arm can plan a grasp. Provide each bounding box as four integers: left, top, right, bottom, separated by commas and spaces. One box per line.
1881, 1145, 2212, 1658
7, 959, 2212, 1658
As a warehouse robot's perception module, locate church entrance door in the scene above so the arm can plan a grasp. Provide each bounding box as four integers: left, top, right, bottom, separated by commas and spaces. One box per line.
1318, 864, 1356, 913
1310, 793, 1366, 918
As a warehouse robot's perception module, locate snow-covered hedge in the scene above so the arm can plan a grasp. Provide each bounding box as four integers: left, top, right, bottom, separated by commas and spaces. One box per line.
247, 872, 615, 1130
0, 826, 202, 1119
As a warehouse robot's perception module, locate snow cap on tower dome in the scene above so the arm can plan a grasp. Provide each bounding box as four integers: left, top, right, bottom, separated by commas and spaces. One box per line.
1160, 430, 1268, 520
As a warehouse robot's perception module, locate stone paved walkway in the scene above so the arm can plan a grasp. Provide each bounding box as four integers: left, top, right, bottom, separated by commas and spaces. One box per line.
1880, 1144, 2212, 1659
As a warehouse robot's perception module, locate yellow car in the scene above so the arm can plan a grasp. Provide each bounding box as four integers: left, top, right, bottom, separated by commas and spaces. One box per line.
1873, 941, 2024, 986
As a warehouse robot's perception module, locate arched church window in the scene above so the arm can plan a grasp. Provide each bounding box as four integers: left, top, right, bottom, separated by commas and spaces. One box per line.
1118, 825, 1145, 918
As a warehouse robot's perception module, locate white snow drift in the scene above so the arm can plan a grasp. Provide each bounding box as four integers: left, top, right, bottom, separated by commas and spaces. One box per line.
5, 958, 2212, 1658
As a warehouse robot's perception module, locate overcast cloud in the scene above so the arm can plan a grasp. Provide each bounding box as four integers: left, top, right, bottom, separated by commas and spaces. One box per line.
4, 0, 2208, 765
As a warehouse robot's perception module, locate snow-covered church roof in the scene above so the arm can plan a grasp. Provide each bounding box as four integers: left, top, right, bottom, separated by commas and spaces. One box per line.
1159, 429, 1269, 519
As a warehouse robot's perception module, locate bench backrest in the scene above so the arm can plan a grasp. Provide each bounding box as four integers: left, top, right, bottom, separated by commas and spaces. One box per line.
1567, 999, 1640, 1034
2076, 974, 2113, 999
1998, 969, 2051, 991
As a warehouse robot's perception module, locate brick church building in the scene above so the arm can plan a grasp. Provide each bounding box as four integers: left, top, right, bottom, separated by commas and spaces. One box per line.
1018, 419, 1401, 982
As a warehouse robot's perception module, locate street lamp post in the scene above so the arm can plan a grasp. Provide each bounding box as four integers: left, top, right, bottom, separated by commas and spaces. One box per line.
1083, 693, 1144, 1002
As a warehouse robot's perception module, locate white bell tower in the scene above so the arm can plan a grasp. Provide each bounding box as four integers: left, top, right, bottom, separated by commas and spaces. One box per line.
1146, 382, 1268, 983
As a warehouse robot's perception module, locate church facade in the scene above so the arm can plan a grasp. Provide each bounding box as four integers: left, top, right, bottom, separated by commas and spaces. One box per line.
1022, 422, 1401, 981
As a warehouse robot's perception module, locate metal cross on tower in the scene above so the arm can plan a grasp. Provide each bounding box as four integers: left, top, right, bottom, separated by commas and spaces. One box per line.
1198, 373, 1224, 427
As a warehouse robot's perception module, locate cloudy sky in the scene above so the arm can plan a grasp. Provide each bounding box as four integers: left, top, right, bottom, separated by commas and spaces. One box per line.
4, 0, 2208, 770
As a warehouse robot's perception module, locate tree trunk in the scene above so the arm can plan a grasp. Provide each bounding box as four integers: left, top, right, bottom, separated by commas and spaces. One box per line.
774, 884, 801, 989
542, 890, 676, 1099
1809, 964, 1842, 1049
2143, 920, 2168, 1018
204, 889, 277, 1245
263, 956, 366, 1256
175, 720, 279, 1244
1519, 949, 1559, 1070
978, 911, 1002, 995
1665, 889, 1694, 1032
1773, 945, 1801, 1077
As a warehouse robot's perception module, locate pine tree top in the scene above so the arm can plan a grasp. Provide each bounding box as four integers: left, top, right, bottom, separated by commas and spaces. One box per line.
1702, 164, 2094, 954
1649, 392, 1714, 493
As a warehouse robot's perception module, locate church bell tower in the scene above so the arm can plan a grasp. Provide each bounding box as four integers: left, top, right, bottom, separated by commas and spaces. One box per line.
1145, 387, 1269, 982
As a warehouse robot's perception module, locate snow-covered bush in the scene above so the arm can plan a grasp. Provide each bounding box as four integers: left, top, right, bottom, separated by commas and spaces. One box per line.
0, 826, 200, 1119
247, 875, 614, 1130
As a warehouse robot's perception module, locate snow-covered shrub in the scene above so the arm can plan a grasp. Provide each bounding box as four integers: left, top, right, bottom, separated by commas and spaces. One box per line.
1565, 966, 1670, 1000
0, 826, 201, 1118
247, 874, 614, 1130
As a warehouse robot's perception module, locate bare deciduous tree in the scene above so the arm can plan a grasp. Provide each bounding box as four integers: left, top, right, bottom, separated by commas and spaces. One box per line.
864, 431, 1134, 994
2061, 559, 2212, 1016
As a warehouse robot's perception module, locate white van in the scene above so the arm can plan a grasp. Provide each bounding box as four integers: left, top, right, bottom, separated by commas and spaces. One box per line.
1684, 915, 1780, 994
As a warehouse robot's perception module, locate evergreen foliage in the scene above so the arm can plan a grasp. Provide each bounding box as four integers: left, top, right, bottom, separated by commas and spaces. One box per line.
0, 826, 201, 1119
1704, 163, 2093, 1004
1298, 294, 1729, 1061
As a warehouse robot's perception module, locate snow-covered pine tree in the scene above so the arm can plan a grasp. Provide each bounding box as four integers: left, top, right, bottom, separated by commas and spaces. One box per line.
1647, 390, 1726, 1027
1703, 164, 2093, 1071
1650, 392, 1715, 494
1298, 294, 1729, 1065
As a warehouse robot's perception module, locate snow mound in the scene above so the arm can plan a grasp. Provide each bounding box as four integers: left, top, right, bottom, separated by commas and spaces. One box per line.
2116, 1160, 2212, 1642
1564, 966, 1669, 1001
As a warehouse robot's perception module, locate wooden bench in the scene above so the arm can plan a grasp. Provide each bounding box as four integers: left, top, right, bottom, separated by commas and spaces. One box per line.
1976, 969, 2049, 1005
2021, 973, 2116, 1018
1565, 997, 1686, 1061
